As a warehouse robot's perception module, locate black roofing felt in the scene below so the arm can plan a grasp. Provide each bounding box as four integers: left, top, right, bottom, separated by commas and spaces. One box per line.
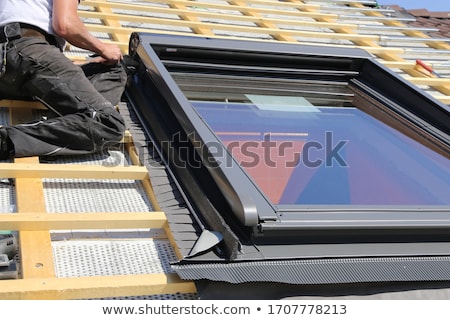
125, 32, 450, 289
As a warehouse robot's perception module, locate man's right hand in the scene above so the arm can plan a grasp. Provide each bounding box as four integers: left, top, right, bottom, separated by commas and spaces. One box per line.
97, 43, 123, 65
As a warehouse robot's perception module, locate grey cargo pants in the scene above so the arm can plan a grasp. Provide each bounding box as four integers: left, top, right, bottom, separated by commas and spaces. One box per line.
0, 36, 126, 157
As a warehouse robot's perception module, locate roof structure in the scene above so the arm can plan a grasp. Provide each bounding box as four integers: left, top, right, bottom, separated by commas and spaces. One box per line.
0, 0, 449, 299
382, 4, 450, 39
405, 8, 450, 39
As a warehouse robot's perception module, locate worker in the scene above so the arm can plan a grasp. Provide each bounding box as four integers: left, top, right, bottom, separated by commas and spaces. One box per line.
0, 0, 127, 159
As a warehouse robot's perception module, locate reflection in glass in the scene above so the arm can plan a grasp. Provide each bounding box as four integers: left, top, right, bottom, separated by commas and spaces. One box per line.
169, 71, 450, 206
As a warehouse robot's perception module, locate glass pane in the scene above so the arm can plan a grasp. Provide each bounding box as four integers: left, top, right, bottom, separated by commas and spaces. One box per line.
171, 73, 450, 206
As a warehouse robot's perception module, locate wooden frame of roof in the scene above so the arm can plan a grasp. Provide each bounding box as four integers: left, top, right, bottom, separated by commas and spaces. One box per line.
0, 99, 196, 299
73, 0, 450, 102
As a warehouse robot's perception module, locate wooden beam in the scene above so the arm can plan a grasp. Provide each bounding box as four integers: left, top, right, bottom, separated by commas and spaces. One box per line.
0, 273, 197, 299
125, 141, 162, 211
14, 158, 56, 279
229, 0, 297, 42
434, 96, 450, 104
0, 100, 46, 109
90, 1, 132, 45
119, 130, 133, 143
84, 20, 380, 42
81, 22, 405, 55
405, 77, 450, 86
0, 212, 167, 231
0, 163, 148, 180
381, 61, 416, 69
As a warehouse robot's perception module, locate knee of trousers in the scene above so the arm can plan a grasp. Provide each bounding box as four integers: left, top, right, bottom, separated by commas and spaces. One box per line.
92, 107, 126, 147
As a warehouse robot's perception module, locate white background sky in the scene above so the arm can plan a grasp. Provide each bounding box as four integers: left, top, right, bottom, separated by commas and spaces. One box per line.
377, 1, 449, 11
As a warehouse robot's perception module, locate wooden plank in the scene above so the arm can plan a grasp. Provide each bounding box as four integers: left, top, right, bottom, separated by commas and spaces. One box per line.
8, 99, 56, 279
14, 158, 56, 279
0, 212, 167, 231
91, 2, 133, 44
435, 96, 450, 104
125, 141, 162, 211
227, 0, 320, 10
0, 163, 148, 180
405, 77, 450, 86
381, 61, 416, 69
121, 130, 133, 143
229, 0, 296, 42
78, 25, 405, 55
16, 230, 55, 279
8, 108, 36, 125
84, 20, 381, 42
169, 3, 215, 36
0, 273, 196, 299
0, 100, 46, 109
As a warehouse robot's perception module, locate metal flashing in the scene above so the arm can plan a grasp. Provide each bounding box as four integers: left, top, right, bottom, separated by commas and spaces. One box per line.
173, 256, 450, 284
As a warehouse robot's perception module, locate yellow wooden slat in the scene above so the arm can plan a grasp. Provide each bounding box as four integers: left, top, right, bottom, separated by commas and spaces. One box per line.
7, 100, 56, 280
170, 2, 215, 36
405, 77, 450, 86
0, 99, 46, 109
0, 163, 148, 180
0, 212, 167, 231
14, 158, 56, 279
0, 274, 196, 300
91, 2, 132, 44
79, 24, 406, 56
121, 130, 133, 143
226, 0, 320, 10
84, 20, 380, 42
229, 0, 296, 42
125, 141, 162, 211
436, 96, 450, 104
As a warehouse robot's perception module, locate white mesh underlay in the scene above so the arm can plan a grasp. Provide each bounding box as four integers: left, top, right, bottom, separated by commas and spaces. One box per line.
43, 151, 153, 213
52, 239, 198, 300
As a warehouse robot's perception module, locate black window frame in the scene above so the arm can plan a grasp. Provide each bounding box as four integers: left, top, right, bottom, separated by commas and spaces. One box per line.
126, 32, 450, 265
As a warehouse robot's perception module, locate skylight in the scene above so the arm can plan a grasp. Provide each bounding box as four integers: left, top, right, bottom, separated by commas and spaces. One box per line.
127, 32, 450, 250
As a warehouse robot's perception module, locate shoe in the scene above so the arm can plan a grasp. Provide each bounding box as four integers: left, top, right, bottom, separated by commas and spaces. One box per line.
0, 127, 12, 160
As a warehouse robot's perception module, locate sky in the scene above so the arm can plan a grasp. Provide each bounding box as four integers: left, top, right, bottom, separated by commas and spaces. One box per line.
377, 1, 450, 11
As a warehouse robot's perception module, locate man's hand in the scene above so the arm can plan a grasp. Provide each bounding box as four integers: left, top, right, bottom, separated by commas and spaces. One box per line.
97, 43, 123, 65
